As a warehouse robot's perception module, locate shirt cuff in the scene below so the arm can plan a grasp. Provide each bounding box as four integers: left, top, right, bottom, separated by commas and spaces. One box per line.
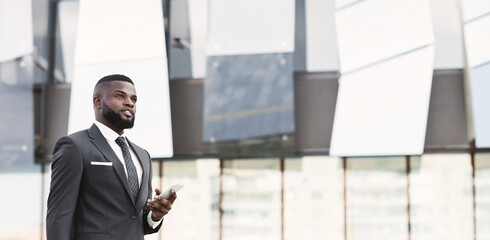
147, 211, 163, 229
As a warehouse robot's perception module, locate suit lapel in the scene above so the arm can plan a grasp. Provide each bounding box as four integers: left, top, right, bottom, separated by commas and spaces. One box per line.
127, 139, 150, 210
88, 124, 135, 206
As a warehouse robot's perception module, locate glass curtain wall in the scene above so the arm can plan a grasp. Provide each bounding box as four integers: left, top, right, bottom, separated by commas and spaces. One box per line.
284, 156, 344, 240
12, 154, 490, 240
160, 159, 220, 240
221, 159, 282, 240
475, 153, 490, 239
346, 157, 409, 240
409, 154, 473, 240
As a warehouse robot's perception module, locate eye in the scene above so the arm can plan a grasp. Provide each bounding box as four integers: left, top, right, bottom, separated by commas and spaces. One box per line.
131, 98, 137, 103
116, 94, 123, 98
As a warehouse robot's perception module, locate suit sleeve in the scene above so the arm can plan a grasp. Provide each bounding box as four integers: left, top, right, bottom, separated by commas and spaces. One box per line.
143, 150, 163, 234
46, 136, 84, 240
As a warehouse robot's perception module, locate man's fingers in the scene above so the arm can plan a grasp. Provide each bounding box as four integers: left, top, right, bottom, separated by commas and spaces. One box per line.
147, 199, 169, 215
148, 198, 172, 211
154, 187, 162, 195
168, 189, 177, 203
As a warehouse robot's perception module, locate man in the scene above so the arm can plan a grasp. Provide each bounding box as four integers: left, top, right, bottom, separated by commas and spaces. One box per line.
47, 74, 176, 240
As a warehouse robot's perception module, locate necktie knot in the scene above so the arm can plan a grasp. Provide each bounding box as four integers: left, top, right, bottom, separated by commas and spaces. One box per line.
115, 136, 126, 147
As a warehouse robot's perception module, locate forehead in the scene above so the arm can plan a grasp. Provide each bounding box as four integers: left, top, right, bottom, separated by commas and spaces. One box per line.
102, 80, 136, 95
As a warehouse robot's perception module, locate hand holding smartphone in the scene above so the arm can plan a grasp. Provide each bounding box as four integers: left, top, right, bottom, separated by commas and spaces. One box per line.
159, 184, 183, 199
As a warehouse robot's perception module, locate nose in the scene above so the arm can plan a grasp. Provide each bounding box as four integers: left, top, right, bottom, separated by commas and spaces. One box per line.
124, 97, 134, 107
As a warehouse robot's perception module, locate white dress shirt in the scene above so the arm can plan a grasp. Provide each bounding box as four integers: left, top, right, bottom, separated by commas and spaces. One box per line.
94, 121, 162, 228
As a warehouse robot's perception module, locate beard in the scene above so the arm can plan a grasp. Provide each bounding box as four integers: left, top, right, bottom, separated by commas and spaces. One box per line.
102, 101, 135, 130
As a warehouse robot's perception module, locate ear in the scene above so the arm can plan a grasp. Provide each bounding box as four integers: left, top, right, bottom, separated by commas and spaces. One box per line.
94, 96, 102, 109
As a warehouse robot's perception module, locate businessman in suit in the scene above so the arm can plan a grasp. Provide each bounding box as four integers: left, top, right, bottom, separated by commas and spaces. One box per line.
47, 74, 176, 240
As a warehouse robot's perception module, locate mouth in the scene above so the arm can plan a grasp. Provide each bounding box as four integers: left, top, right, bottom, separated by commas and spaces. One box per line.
121, 109, 134, 118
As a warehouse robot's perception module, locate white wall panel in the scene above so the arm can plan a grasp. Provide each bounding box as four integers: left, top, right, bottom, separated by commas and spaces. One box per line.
428, 0, 464, 69
75, 0, 166, 64
206, 0, 295, 56
464, 15, 490, 68
461, 0, 490, 22
189, 0, 208, 78
0, 0, 33, 62
58, 1, 79, 83
335, 0, 361, 9
69, 59, 173, 157
335, 0, 434, 73
330, 46, 434, 156
305, 0, 339, 72
470, 63, 490, 148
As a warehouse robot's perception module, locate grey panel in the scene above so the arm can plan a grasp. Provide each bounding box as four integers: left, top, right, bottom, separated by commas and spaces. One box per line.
470, 63, 490, 148
0, 59, 34, 169
424, 70, 468, 149
204, 53, 295, 142
32, 0, 49, 58
0, 56, 34, 86
45, 84, 71, 156
294, 72, 338, 152
168, 0, 192, 78
294, 0, 306, 71
170, 78, 203, 155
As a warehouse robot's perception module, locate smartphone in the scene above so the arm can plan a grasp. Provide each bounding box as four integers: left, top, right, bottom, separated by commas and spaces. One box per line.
159, 184, 184, 199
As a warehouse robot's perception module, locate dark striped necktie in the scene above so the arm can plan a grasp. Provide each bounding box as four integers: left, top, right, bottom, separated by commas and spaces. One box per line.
115, 136, 139, 202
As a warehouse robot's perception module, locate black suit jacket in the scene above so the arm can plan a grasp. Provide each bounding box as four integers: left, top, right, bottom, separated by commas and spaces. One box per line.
47, 124, 162, 240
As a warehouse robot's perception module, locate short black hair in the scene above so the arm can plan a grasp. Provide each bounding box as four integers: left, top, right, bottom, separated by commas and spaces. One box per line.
96, 74, 134, 86
93, 74, 134, 98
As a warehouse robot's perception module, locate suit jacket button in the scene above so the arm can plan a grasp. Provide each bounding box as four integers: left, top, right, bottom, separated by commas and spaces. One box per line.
131, 215, 136, 219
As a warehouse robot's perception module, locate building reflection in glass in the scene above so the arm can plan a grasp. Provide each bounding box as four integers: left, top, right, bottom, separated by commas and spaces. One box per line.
284, 156, 344, 240
346, 157, 408, 240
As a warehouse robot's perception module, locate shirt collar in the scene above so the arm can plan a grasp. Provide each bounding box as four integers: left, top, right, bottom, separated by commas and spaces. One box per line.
94, 120, 126, 143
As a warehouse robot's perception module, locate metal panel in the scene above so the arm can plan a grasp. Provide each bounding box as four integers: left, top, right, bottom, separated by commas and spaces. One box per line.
294, 0, 306, 71
204, 53, 294, 142
294, 72, 338, 152
45, 84, 71, 156
305, 0, 339, 72
169, 0, 193, 78
170, 79, 203, 155
188, 0, 208, 78
428, 0, 464, 69
424, 70, 468, 148
58, 1, 79, 82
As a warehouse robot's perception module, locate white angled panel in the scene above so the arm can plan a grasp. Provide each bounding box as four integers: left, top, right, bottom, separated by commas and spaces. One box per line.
470, 63, 490, 148
206, 0, 295, 56
461, 0, 490, 22
335, 0, 361, 10
335, 0, 434, 73
69, 59, 173, 157
189, 0, 208, 78
330, 46, 434, 156
464, 15, 490, 68
428, 0, 464, 69
0, 0, 33, 62
306, 0, 339, 72
75, 0, 166, 64
58, 1, 79, 82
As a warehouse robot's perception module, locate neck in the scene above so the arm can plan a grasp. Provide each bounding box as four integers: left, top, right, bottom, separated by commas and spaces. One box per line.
96, 117, 124, 135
